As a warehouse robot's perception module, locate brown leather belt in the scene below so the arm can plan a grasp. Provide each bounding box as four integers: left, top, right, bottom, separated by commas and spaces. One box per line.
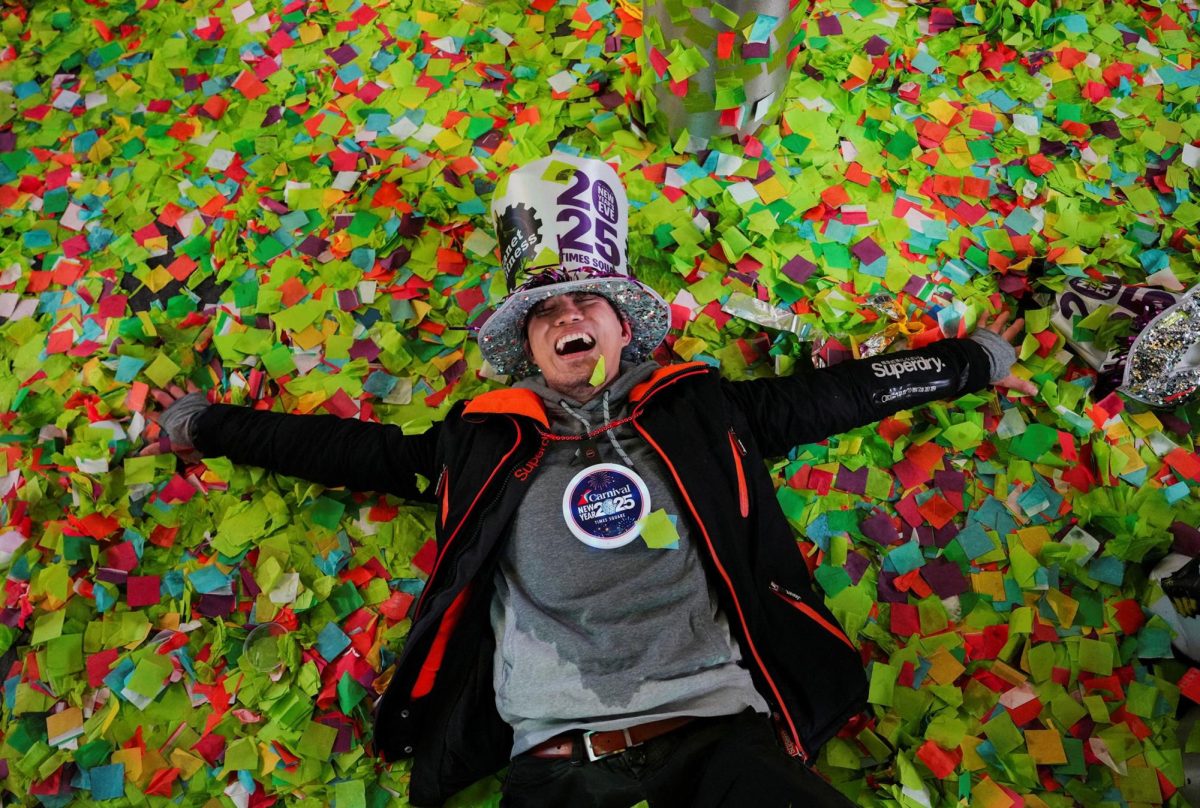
528, 717, 695, 762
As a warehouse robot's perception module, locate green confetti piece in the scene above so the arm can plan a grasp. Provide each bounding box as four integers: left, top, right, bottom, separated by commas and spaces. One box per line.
640, 509, 679, 549
1077, 637, 1114, 675
588, 354, 606, 387
296, 720, 338, 759
142, 353, 181, 387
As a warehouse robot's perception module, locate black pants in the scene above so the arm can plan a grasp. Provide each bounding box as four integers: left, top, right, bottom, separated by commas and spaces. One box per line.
500, 711, 853, 808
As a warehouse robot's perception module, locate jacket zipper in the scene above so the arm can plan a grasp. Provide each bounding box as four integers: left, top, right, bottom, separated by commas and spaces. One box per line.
769, 581, 856, 651
728, 429, 749, 519
633, 418, 809, 763
435, 465, 450, 528
411, 418, 523, 622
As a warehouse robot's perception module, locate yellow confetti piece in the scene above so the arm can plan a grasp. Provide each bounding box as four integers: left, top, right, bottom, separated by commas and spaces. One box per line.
971, 571, 1006, 600
1026, 729, 1068, 765
673, 336, 707, 360
926, 646, 965, 686
141, 749, 170, 785
1045, 589, 1079, 627
972, 775, 1015, 808
1016, 526, 1051, 556
847, 55, 874, 81
144, 265, 174, 293
292, 325, 326, 351
616, 0, 642, 19
111, 747, 143, 782
259, 743, 281, 777
755, 176, 787, 204
990, 660, 1028, 686
431, 349, 465, 373
959, 736, 988, 771
927, 98, 959, 124
46, 707, 83, 745
294, 391, 328, 415
170, 749, 206, 780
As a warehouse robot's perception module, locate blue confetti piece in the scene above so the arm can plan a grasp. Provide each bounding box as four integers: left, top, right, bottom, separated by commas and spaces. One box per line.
747, 15, 780, 43
88, 763, 126, 800
1004, 208, 1036, 235
316, 622, 352, 661
114, 356, 146, 384
911, 51, 940, 74
188, 566, 232, 594
1060, 13, 1088, 33
954, 523, 995, 561
363, 371, 398, 397
24, 230, 52, 249
103, 658, 136, 696
883, 539, 924, 574
1087, 555, 1124, 586
585, 0, 613, 18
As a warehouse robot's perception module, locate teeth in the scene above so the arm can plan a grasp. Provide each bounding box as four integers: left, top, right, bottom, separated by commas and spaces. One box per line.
555, 333, 595, 353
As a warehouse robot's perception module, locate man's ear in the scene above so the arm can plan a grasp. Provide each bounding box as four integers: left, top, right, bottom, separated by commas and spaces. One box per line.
620, 317, 632, 347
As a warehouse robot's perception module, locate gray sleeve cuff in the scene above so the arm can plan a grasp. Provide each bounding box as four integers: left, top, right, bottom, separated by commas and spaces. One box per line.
160, 392, 210, 446
968, 328, 1017, 383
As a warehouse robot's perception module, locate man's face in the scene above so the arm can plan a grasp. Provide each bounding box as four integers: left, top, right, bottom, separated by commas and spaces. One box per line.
524, 292, 631, 399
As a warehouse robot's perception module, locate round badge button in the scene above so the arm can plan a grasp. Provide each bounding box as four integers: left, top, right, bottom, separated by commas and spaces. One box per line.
562, 463, 651, 550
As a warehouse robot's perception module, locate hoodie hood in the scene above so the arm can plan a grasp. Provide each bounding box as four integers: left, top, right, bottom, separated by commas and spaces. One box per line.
515, 360, 660, 435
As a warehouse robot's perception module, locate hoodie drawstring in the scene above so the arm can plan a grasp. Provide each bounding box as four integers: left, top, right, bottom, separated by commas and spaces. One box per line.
559, 390, 635, 468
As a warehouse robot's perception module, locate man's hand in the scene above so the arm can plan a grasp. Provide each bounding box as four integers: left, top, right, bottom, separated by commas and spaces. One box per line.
141, 385, 209, 457
976, 310, 1037, 396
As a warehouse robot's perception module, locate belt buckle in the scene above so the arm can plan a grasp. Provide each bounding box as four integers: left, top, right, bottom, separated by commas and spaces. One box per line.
583, 728, 633, 762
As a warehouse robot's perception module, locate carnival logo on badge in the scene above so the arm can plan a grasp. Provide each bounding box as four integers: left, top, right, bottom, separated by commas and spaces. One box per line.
562, 463, 650, 549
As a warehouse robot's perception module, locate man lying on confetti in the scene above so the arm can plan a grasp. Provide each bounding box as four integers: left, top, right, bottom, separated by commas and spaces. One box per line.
158, 153, 1036, 808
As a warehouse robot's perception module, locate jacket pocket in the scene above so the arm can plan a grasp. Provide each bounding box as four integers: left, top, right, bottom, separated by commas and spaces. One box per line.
769, 581, 855, 651
727, 429, 749, 518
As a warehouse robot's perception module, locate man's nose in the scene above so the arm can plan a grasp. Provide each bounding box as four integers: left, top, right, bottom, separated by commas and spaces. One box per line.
554, 302, 584, 325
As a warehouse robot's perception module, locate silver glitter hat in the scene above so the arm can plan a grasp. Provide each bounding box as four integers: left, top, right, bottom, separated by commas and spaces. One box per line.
1122, 285, 1200, 406
477, 153, 669, 377
1051, 277, 1200, 407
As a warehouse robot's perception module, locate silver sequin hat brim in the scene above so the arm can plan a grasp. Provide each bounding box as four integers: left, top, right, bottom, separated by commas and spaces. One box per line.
477, 277, 670, 378
1121, 285, 1200, 407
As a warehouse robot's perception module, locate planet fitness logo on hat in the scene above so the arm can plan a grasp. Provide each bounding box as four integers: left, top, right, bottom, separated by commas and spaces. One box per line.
562, 463, 650, 549
495, 202, 542, 289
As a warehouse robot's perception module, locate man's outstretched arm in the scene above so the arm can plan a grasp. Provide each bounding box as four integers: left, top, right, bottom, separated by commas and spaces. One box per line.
724, 311, 1034, 457
158, 394, 440, 502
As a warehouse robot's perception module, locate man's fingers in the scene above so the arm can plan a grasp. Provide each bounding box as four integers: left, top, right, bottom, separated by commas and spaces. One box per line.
1002, 317, 1024, 343
150, 389, 176, 409
988, 310, 1011, 332
997, 374, 1037, 396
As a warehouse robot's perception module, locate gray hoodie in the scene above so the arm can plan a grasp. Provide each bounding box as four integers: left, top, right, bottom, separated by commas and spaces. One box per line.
491, 361, 769, 757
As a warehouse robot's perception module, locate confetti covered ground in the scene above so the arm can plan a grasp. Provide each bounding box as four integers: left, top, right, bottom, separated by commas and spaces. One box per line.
2, 0, 1200, 805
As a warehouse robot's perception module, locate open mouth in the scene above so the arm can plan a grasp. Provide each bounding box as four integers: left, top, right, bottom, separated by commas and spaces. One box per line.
555, 333, 596, 356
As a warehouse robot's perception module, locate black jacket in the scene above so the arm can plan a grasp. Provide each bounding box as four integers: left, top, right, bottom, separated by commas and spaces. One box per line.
195, 337, 992, 806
